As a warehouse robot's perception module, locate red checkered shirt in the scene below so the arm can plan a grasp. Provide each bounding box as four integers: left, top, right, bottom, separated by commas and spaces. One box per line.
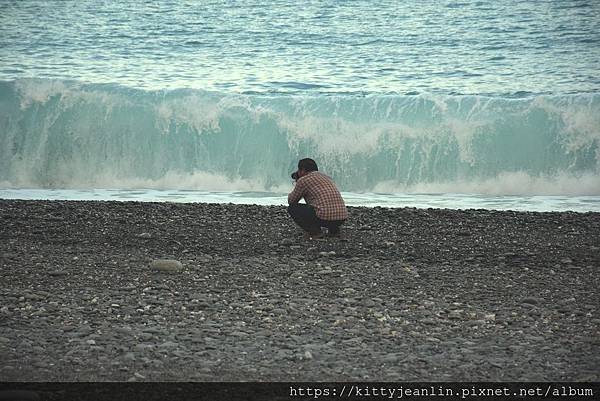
288, 171, 348, 221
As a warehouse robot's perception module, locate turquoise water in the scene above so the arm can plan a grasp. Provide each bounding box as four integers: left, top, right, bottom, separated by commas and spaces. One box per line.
1, 1, 599, 211
2, 0, 599, 94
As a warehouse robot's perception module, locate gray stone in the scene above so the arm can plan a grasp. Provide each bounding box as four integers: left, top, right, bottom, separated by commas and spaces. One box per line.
466, 320, 487, 327
140, 333, 153, 341
382, 354, 401, 363
115, 327, 134, 336
484, 313, 496, 321
158, 341, 178, 349
134, 344, 152, 352
150, 259, 183, 273
32, 361, 48, 368
522, 297, 542, 305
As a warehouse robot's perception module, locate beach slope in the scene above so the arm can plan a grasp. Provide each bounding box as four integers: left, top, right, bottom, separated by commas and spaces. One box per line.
0, 200, 598, 381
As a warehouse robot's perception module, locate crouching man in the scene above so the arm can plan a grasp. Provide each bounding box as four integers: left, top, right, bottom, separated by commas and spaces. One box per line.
287, 158, 348, 239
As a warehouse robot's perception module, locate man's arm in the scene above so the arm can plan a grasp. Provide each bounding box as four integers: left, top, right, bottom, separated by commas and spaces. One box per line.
288, 179, 305, 205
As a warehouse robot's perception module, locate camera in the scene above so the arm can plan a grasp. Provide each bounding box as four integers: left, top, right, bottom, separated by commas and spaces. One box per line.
291, 171, 299, 180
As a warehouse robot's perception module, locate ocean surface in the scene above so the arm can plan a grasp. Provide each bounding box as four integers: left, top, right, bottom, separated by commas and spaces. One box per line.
1, 0, 599, 212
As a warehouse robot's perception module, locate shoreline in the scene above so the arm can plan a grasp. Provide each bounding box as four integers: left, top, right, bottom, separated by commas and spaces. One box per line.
2, 188, 600, 214
0, 199, 599, 381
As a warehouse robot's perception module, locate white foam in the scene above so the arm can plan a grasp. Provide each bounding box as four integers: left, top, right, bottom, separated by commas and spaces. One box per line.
0, 168, 290, 193
372, 171, 600, 196
531, 95, 600, 154
105, 170, 289, 192
155, 94, 224, 134
14, 79, 70, 108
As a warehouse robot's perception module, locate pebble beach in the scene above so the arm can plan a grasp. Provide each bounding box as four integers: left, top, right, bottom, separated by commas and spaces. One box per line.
0, 199, 599, 382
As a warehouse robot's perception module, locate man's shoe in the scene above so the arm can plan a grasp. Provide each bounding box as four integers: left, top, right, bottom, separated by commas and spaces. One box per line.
303, 231, 323, 240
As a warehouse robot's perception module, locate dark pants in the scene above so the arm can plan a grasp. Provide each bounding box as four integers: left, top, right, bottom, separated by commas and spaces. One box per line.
287, 203, 344, 235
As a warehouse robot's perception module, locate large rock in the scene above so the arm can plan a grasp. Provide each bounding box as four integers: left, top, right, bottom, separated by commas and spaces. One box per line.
150, 259, 183, 273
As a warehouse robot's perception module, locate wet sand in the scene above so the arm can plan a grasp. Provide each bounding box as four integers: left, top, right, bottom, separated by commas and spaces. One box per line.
0, 199, 599, 381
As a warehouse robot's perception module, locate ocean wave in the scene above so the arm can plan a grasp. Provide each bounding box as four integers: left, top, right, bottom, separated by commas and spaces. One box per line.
1, 78, 598, 195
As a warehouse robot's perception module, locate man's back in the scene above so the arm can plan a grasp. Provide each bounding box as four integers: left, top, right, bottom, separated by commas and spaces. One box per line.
288, 171, 348, 221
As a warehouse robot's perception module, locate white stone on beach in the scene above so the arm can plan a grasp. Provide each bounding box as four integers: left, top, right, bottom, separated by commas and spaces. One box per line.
150, 259, 183, 273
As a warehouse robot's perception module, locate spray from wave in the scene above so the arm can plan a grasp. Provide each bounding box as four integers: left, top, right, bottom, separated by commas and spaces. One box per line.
0, 79, 598, 195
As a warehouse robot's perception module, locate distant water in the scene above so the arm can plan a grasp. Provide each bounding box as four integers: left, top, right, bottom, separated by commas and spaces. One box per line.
1, 1, 599, 211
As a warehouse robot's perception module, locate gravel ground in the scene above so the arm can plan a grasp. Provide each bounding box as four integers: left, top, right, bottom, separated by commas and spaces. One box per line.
0, 199, 599, 382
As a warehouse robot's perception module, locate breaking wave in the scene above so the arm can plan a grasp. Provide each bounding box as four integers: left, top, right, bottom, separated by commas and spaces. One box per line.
1, 79, 598, 195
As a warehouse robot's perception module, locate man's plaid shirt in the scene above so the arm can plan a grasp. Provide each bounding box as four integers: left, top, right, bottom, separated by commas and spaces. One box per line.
288, 171, 348, 221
